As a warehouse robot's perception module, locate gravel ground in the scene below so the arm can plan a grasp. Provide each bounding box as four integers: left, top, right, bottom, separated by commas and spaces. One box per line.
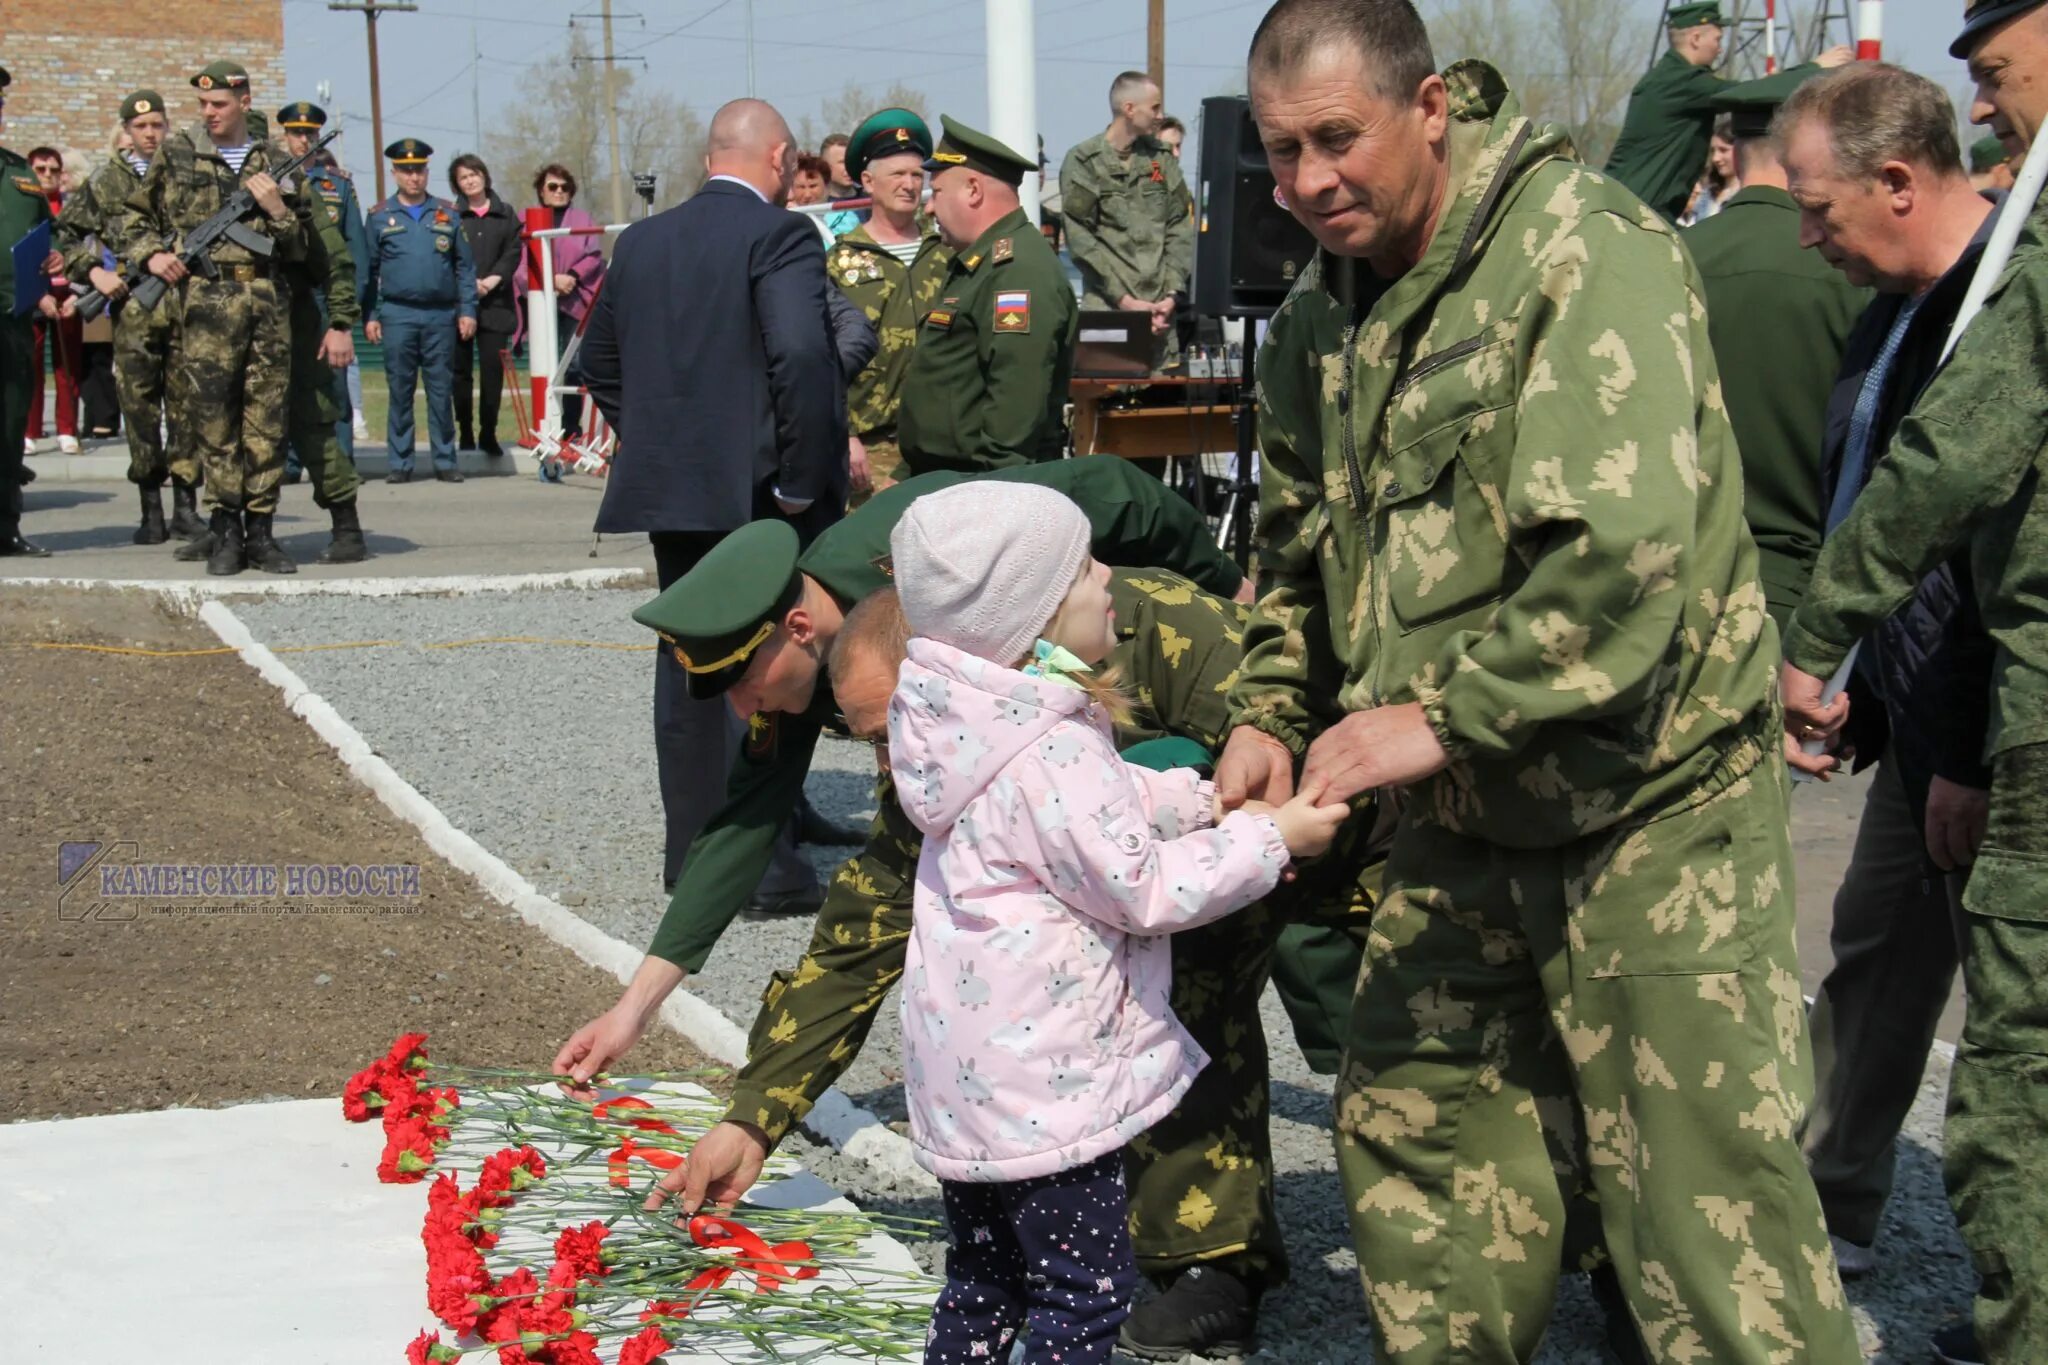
233, 586, 1975, 1362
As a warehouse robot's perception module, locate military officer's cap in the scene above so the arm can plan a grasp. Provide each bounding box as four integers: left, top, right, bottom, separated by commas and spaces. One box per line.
1971, 133, 2012, 173
1708, 67, 1818, 140
385, 137, 433, 166
121, 90, 166, 123
278, 101, 328, 131
632, 520, 805, 700
1953, 0, 2047, 57
923, 115, 1035, 187
192, 61, 251, 92
847, 108, 933, 182
1667, 3, 1726, 29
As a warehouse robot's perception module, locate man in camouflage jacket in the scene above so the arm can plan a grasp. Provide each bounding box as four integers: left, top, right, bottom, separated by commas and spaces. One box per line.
1218, 9, 1857, 1361
825, 222, 950, 501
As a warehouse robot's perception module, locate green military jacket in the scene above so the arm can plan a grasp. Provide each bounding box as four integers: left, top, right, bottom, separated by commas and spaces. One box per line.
1785, 202, 2048, 765
0, 145, 52, 313
1231, 62, 1777, 850
825, 221, 952, 439
897, 206, 1078, 477
1059, 130, 1195, 309
1605, 49, 1725, 221
644, 456, 1245, 974
54, 156, 145, 285
122, 123, 310, 276
1685, 186, 1871, 632
284, 173, 362, 330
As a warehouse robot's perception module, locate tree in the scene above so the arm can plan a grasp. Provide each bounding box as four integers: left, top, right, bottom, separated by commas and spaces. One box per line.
794, 81, 930, 154
1429, 0, 1638, 167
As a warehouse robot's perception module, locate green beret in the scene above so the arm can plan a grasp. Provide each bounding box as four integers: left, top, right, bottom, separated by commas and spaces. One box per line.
1668, 3, 1725, 29
121, 90, 167, 123
385, 137, 433, 166
1972, 133, 2013, 173
278, 101, 327, 131
192, 60, 250, 92
847, 107, 933, 182
1709, 67, 1818, 140
923, 114, 1035, 186
1954, 0, 2047, 58
632, 521, 805, 700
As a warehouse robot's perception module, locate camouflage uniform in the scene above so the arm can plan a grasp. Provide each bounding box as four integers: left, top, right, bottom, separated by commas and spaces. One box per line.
1059, 131, 1194, 369
122, 125, 309, 515
282, 169, 363, 509
825, 220, 952, 499
1784, 201, 2048, 1361
53, 156, 193, 488
727, 571, 1378, 1289
1233, 63, 1856, 1362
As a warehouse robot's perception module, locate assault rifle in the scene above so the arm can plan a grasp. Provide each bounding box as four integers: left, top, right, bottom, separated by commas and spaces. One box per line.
76, 129, 339, 322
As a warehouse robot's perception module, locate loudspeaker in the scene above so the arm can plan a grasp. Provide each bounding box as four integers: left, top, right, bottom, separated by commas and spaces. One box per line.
1193, 95, 1316, 319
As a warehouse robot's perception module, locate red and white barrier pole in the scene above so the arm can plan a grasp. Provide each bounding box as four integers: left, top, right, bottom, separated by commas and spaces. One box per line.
523, 205, 556, 446
1857, 0, 1884, 62
1765, 0, 1778, 73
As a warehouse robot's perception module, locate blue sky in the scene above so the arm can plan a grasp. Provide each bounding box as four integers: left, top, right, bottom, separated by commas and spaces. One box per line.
282, 0, 1982, 183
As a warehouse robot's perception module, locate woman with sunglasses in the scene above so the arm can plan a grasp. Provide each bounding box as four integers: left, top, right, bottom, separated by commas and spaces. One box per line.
525, 164, 605, 441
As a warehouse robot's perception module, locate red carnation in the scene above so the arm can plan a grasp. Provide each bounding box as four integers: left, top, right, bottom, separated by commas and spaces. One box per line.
543, 1331, 603, 1365
405, 1329, 461, 1364
386, 1031, 430, 1072
378, 1113, 445, 1183
617, 1326, 674, 1365
475, 1267, 541, 1362
550, 1222, 611, 1284
343, 1062, 396, 1121
477, 1145, 547, 1206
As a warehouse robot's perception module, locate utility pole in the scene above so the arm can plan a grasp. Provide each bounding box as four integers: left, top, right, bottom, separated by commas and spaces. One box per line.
747, 0, 758, 98
602, 0, 626, 223
471, 20, 482, 152
328, 0, 417, 205
1147, 0, 1165, 99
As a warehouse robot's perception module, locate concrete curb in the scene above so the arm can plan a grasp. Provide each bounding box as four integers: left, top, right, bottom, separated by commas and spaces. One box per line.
193, 596, 938, 1196
1, 567, 657, 601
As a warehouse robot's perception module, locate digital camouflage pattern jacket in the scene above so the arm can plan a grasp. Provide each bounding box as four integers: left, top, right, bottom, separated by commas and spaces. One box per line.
826, 220, 952, 438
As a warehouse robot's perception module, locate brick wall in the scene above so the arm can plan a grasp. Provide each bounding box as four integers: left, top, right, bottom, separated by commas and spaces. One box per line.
6, 0, 284, 170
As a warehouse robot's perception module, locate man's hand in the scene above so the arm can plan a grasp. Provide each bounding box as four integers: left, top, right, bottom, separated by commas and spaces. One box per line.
247, 171, 287, 220
848, 435, 871, 494
57, 295, 76, 319
552, 999, 653, 1100
554, 272, 577, 295
40, 249, 63, 277
1215, 726, 1297, 811
643, 1120, 772, 1218
88, 266, 127, 301
1232, 576, 1258, 606
1148, 297, 1175, 336
1780, 660, 1850, 780
477, 274, 500, 296
457, 316, 478, 341
1301, 703, 1449, 806
364, 319, 383, 344
34, 294, 58, 319
147, 252, 189, 284
1925, 776, 1990, 872
1783, 731, 1847, 782
319, 327, 356, 368
1816, 44, 1855, 68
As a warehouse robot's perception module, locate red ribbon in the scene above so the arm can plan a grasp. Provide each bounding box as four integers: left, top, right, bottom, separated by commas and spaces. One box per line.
638, 1215, 819, 1325
593, 1096, 682, 1136
606, 1135, 684, 1187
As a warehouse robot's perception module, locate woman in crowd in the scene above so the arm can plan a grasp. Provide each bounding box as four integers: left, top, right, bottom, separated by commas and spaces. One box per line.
524, 163, 605, 441
449, 154, 522, 456
789, 153, 831, 206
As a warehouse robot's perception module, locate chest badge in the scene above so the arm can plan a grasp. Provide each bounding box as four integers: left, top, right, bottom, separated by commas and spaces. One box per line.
925, 309, 954, 329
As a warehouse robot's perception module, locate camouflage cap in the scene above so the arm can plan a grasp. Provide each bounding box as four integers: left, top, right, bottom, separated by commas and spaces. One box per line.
385, 137, 433, 166
121, 90, 166, 123
1972, 132, 2013, 173
631, 520, 805, 700
923, 114, 1034, 186
847, 107, 933, 182
1953, 0, 2047, 57
1668, 3, 1726, 28
192, 61, 251, 92
277, 101, 327, 131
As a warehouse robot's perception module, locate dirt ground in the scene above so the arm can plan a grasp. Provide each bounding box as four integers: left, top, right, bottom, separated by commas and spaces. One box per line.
0, 586, 711, 1123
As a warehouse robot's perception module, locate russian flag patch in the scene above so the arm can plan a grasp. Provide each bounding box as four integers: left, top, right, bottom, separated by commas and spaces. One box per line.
994, 289, 1031, 333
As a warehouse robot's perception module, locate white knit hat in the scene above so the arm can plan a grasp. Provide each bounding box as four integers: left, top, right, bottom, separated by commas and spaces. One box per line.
890, 481, 1093, 665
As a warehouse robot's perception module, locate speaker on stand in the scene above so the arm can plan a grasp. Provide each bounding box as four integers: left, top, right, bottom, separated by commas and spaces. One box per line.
1192, 95, 1316, 573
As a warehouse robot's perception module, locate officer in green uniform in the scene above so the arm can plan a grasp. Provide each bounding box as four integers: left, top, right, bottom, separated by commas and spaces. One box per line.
1683, 70, 1872, 633
638, 569, 1379, 1361
1782, 9, 2048, 1356
826, 109, 953, 503
1606, 4, 1847, 222
275, 101, 368, 564
896, 117, 1077, 477
0, 62, 56, 557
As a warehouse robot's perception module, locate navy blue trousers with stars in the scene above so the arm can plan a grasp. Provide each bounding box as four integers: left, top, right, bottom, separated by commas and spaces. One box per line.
926, 1151, 1141, 1364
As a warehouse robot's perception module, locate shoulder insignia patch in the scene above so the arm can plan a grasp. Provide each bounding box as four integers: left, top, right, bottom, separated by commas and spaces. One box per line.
990, 237, 1013, 264
993, 290, 1031, 334
13, 176, 41, 195
746, 711, 778, 760
961, 253, 982, 270
925, 309, 954, 329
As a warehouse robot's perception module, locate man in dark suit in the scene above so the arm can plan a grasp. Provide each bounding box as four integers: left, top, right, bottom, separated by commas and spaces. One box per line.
583, 97, 848, 907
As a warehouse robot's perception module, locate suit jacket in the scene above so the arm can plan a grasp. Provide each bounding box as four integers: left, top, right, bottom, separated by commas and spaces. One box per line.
585, 178, 847, 533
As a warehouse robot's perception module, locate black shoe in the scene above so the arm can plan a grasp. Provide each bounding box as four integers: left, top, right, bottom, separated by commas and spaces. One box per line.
480, 435, 505, 457
387, 469, 413, 484
1119, 1265, 1258, 1362
796, 799, 867, 846
134, 485, 169, 545
0, 533, 51, 557
204, 509, 246, 576
17, 463, 34, 485
1587, 1264, 1651, 1365
459, 432, 476, 452
281, 467, 303, 485
317, 501, 367, 565
1932, 1321, 1984, 1365
435, 466, 464, 483
743, 885, 826, 917
169, 482, 208, 540
243, 510, 297, 574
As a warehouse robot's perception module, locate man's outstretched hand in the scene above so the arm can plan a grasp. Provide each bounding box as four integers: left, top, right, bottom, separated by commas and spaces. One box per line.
643, 1120, 772, 1218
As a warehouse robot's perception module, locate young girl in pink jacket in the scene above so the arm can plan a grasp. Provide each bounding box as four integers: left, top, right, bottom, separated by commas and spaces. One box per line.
885, 482, 1346, 1365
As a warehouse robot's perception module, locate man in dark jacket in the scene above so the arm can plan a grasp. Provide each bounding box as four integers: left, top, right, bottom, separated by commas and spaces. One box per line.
448, 155, 522, 456
581, 96, 849, 902
1775, 62, 1997, 1282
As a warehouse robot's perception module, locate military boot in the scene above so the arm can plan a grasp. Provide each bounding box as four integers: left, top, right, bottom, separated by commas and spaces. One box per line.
204, 509, 246, 576
243, 511, 297, 575
169, 481, 208, 540
134, 485, 169, 545
316, 500, 367, 565
1118, 1264, 1259, 1362
174, 505, 221, 562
